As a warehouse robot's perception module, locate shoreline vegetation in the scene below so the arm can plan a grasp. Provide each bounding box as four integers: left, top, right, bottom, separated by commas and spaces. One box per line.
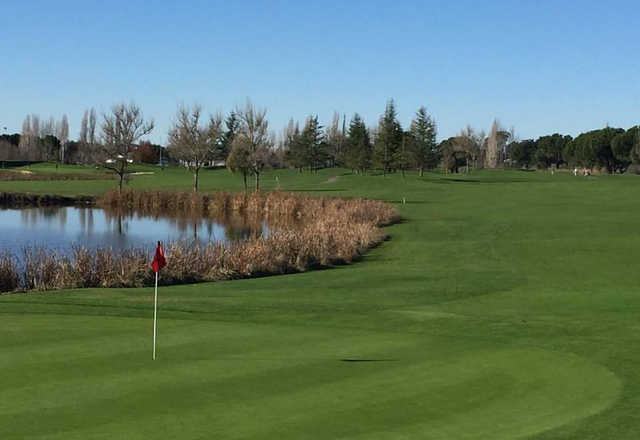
0, 189, 400, 294
0, 192, 95, 206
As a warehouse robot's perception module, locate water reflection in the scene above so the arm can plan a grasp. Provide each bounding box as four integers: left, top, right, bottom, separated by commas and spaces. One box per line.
0, 206, 267, 254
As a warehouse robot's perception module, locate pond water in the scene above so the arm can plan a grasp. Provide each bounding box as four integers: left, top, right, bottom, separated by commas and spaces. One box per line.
0, 206, 266, 255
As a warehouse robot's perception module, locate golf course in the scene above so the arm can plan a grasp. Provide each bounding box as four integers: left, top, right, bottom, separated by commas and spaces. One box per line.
1, 166, 638, 439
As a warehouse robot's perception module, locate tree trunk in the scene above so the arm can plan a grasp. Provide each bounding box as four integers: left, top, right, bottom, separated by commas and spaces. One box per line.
243, 172, 247, 191
255, 172, 260, 191
193, 169, 199, 192
118, 173, 124, 193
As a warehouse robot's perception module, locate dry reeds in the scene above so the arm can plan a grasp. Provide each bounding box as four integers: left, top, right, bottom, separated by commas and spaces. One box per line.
99, 189, 399, 226
0, 252, 20, 293
0, 190, 400, 293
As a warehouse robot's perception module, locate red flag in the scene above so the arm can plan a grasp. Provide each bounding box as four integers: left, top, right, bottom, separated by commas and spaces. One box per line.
151, 241, 166, 273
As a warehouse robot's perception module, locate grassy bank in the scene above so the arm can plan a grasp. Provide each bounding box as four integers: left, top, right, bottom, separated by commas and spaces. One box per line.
1, 168, 640, 439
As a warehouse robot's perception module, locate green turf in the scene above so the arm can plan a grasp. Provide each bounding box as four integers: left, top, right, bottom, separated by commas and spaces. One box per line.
1, 168, 639, 439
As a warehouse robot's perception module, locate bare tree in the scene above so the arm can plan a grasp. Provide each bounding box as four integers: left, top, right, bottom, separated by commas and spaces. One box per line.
41, 117, 55, 137
101, 102, 154, 192
167, 105, 222, 192
88, 108, 97, 145
80, 110, 89, 145
454, 125, 486, 171
57, 115, 69, 164
21, 115, 31, 137
232, 99, 272, 190
31, 115, 40, 139
227, 138, 252, 191
19, 115, 34, 159
486, 119, 502, 168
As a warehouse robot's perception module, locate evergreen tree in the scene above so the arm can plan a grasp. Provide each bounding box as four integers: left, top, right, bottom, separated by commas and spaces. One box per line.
373, 99, 403, 175
345, 114, 371, 173
300, 115, 326, 172
567, 127, 623, 172
217, 111, 239, 162
508, 139, 536, 168
534, 134, 571, 169
612, 126, 640, 171
409, 106, 437, 176
283, 119, 306, 171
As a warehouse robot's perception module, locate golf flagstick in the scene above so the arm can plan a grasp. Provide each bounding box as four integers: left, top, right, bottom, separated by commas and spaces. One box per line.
151, 241, 166, 360
153, 270, 158, 360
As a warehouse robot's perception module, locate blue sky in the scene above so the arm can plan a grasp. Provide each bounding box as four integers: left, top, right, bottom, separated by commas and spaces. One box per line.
1, 0, 639, 144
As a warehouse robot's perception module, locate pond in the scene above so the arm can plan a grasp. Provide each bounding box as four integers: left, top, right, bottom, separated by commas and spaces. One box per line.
0, 206, 267, 255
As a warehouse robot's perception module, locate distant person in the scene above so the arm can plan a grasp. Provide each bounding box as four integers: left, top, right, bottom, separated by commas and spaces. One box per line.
574, 167, 578, 176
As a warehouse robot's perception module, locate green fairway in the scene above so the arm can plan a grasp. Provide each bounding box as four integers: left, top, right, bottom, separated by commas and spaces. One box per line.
1, 168, 639, 438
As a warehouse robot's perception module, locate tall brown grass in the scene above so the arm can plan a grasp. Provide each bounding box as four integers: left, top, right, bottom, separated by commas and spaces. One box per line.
0, 252, 19, 292
0, 190, 400, 293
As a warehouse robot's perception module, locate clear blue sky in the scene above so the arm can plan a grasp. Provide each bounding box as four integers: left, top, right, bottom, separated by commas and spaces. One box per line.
2, 0, 639, 144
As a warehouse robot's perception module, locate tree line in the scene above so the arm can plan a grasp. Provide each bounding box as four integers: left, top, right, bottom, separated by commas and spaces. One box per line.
0, 109, 164, 167
508, 127, 640, 173
2, 99, 639, 192
280, 100, 437, 178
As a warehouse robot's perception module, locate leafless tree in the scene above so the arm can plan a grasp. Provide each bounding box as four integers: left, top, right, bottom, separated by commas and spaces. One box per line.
31, 115, 40, 139
88, 108, 97, 145
486, 119, 505, 168
41, 117, 55, 137
101, 102, 154, 192
80, 110, 89, 145
57, 115, 69, 164
19, 115, 31, 154
227, 137, 252, 191
21, 115, 31, 137
78, 110, 90, 163
18, 115, 39, 160
167, 104, 222, 192
454, 125, 486, 171
232, 99, 272, 190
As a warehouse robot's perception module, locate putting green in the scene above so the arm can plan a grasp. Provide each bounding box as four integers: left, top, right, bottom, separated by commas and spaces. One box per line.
0, 312, 619, 439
